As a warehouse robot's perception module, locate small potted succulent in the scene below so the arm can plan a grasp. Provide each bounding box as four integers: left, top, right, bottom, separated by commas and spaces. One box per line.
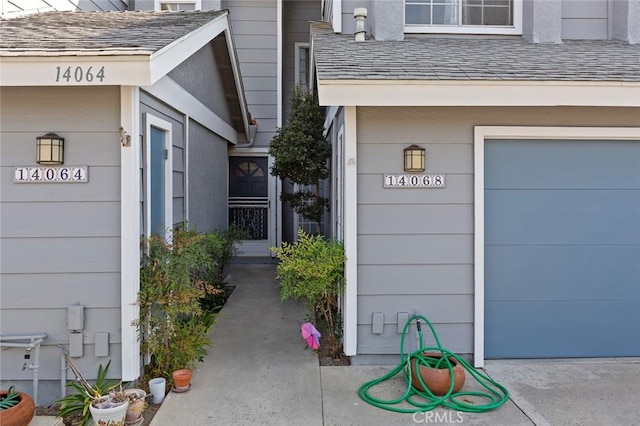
57, 358, 129, 426
124, 388, 147, 423
0, 386, 35, 426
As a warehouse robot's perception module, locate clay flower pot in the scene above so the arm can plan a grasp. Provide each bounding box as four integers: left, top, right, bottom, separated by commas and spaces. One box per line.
410, 353, 466, 396
0, 390, 35, 426
124, 389, 146, 424
172, 369, 192, 391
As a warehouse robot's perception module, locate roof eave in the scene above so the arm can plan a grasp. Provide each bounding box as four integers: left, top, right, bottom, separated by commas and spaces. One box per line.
316, 80, 640, 107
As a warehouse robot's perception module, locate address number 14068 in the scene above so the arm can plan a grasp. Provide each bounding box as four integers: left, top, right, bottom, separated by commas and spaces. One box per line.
384, 174, 445, 188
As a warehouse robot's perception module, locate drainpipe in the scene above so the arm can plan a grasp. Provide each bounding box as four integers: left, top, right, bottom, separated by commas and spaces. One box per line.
233, 119, 258, 149
0, 333, 47, 406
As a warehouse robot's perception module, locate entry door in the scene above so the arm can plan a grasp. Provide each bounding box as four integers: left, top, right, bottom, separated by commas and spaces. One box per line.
145, 114, 172, 238
229, 156, 270, 256
484, 139, 640, 358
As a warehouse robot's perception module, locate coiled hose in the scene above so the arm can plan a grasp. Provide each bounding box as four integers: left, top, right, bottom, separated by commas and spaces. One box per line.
358, 314, 509, 413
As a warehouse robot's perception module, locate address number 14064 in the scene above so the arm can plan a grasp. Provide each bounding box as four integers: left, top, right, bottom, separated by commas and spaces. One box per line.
384, 174, 445, 188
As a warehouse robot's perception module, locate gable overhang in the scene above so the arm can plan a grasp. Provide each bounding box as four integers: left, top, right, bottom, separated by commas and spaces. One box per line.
316, 80, 640, 107
0, 11, 250, 140
0, 12, 226, 86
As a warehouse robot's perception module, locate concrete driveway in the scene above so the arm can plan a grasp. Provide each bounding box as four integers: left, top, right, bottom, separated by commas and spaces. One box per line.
321, 358, 640, 426
149, 263, 640, 426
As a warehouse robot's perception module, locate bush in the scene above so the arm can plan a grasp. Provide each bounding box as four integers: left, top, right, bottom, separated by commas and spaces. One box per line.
137, 226, 215, 380
271, 229, 345, 356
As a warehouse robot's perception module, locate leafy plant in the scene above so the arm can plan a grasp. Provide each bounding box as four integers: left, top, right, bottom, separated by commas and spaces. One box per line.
271, 229, 345, 357
56, 358, 124, 426
136, 226, 218, 381
269, 86, 331, 233
0, 386, 21, 410
198, 228, 247, 311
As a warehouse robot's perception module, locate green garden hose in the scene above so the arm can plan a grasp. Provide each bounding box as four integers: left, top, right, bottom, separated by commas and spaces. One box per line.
358, 314, 509, 414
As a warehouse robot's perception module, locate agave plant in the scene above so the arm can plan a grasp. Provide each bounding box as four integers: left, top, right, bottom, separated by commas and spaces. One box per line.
0, 386, 21, 410
56, 358, 124, 426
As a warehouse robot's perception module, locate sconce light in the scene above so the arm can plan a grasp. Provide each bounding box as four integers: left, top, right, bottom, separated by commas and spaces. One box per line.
36, 133, 65, 165
404, 144, 425, 172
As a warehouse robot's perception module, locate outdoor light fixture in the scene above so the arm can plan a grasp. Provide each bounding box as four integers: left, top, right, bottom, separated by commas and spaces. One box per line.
404, 144, 425, 172
36, 133, 65, 165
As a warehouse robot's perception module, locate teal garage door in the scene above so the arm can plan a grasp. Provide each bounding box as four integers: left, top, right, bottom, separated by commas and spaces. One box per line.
485, 139, 640, 358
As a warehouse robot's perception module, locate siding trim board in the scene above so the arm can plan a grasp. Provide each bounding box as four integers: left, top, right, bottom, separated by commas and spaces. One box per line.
317, 80, 640, 108
120, 86, 141, 381
343, 106, 358, 356
473, 126, 640, 368
144, 76, 238, 144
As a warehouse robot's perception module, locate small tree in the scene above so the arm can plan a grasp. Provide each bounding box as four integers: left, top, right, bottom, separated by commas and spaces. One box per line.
269, 86, 331, 233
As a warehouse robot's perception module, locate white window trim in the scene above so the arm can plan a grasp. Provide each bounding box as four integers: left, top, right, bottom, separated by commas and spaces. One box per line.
405, 0, 522, 35
154, 0, 201, 12
473, 126, 640, 368
144, 113, 174, 239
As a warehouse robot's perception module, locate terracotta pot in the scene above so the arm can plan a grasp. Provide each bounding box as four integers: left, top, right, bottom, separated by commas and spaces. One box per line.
123, 389, 146, 423
172, 369, 192, 389
0, 390, 35, 426
410, 353, 466, 395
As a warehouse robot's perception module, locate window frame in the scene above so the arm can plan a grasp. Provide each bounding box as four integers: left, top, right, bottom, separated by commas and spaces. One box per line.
404, 0, 522, 35
154, 0, 202, 12
294, 42, 310, 91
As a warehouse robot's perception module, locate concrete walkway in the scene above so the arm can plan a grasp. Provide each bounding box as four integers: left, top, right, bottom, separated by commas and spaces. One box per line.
150, 263, 640, 426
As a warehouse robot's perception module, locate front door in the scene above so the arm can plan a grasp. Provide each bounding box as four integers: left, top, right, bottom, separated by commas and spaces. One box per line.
229, 156, 270, 256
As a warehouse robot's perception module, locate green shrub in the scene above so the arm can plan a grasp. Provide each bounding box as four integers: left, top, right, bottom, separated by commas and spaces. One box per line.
137, 226, 214, 380
271, 229, 345, 356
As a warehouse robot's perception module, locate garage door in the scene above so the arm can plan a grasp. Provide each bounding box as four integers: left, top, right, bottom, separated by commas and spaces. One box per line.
485, 139, 640, 358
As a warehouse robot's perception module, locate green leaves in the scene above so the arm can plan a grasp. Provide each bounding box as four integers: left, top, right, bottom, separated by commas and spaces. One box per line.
269, 86, 331, 228
272, 230, 345, 354
137, 226, 223, 380
0, 386, 21, 410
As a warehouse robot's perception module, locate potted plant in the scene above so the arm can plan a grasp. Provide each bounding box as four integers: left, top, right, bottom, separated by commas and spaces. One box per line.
57, 358, 129, 426
123, 388, 147, 424
172, 369, 192, 391
0, 386, 35, 426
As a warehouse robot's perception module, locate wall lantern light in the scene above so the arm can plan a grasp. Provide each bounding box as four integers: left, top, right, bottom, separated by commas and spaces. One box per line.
36, 133, 65, 165
404, 144, 425, 172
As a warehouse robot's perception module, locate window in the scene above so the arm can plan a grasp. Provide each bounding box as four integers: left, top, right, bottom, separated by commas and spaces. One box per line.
155, 1, 201, 12
405, 0, 522, 35
295, 43, 310, 91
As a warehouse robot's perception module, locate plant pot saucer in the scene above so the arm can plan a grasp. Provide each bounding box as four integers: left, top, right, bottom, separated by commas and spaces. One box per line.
172, 383, 191, 393
125, 415, 144, 426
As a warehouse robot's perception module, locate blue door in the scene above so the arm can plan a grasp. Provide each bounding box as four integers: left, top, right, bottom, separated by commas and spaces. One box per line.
485, 139, 640, 358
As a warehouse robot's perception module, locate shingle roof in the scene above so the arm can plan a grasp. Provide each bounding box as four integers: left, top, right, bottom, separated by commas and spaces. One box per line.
0, 10, 227, 56
311, 21, 640, 82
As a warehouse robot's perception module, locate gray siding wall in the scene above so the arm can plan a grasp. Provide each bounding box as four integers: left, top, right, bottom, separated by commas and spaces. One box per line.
355, 106, 640, 357
225, 0, 278, 148
130, 0, 221, 10
283, 0, 320, 118
166, 42, 233, 231
188, 120, 229, 231
1, 0, 126, 17
168, 44, 233, 124
140, 93, 186, 227
0, 86, 122, 404
562, 0, 609, 39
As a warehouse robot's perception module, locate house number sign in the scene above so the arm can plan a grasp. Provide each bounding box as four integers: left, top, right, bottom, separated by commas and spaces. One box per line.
14, 166, 89, 183
384, 174, 445, 188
